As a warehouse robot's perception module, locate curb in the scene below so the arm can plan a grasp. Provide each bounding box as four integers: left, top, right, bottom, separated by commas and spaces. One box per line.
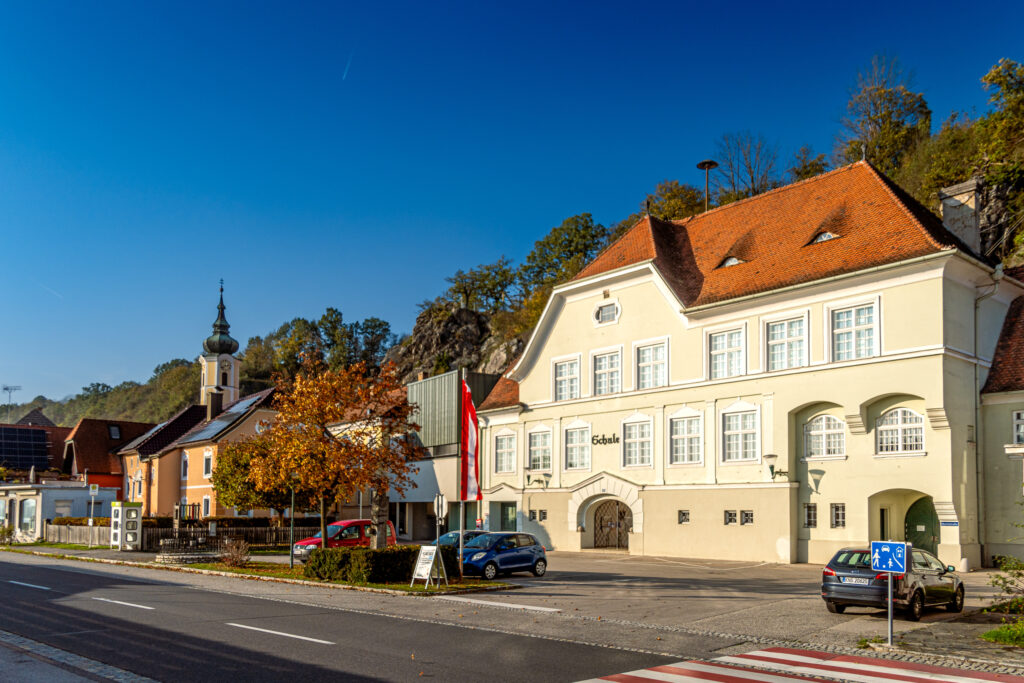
867, 641, 1024, 673
0, 547, 518, 596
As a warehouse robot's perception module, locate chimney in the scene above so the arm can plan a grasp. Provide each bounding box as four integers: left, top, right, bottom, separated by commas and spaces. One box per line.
207, 391, 224, 421
417, 372, 428, 381
939, 178, 981, 254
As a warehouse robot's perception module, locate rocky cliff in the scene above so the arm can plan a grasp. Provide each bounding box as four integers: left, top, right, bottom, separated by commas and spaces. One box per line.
387, 304, 525, 384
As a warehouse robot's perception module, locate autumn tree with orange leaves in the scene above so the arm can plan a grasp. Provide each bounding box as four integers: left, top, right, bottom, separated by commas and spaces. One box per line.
232, 361, 425, 549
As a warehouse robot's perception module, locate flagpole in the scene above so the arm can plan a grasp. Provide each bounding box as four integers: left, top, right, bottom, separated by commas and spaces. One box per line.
459, 500, 465, 580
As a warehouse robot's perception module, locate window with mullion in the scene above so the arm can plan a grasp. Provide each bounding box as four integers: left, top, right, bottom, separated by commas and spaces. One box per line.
803, 415, 846, 458
528, 432, 551, 470
554, 360, 580, 401
637, 343, 667, 389
722, 411, 757, 462
832, 305, 876, 361
710, 330, 743, 379
1014, 411, 1024, 445
876, 408, 924, 454
623, 422, 652, 466
767, 318, 806, 371
593, 352, 621, 395
565, 427, 590, 470
669, 416, 701, 464
495, 434, 516, 473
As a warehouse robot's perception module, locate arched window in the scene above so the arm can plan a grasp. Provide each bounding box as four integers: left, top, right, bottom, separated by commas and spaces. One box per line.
876, 408, 925, 454
19, 499, 37, 533
804, 415, 846, 458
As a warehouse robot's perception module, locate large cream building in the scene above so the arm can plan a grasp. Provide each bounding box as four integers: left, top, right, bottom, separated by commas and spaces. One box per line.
475, 162, 1024, 568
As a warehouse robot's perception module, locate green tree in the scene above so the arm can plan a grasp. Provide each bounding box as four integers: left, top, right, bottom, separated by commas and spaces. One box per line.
443, 257, 519, 313
789, 146, 829, 182
838, 55, 932, 175
519, 213, 609, 291
213, 435, 316, 514
272, 318, 324, 378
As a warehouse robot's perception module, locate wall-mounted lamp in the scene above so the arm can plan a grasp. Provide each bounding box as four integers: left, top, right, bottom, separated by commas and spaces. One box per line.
763, 453, 788, 480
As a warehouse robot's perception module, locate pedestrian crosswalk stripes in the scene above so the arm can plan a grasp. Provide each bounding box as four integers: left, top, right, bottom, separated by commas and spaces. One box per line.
577, 647, 1024, 683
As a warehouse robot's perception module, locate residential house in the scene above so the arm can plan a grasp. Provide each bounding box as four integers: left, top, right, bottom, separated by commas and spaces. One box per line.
61, 418, 155, 498
475, 161, 1024, 568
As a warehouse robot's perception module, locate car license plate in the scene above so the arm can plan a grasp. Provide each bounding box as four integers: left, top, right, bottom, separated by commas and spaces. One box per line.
841, 577, 870, 585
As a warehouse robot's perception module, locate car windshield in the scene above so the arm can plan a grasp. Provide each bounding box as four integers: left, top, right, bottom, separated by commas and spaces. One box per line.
464, 533, 503, 549
439, 532, 460, 545
311, 526, 343, 540
832, 550, 871, 568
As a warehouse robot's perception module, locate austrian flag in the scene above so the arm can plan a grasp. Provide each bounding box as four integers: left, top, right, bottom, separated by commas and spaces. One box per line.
460, 379, 482, 501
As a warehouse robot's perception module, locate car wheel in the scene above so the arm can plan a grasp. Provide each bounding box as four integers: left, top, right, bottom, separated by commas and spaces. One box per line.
482, 562, 498, 581
532, 559, 547, 577
825, 601, 846, 614
947, 586, 965, 613
906, 590, 924, 621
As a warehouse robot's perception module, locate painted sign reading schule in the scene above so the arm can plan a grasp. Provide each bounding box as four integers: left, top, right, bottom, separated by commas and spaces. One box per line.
591, 434, 620, 446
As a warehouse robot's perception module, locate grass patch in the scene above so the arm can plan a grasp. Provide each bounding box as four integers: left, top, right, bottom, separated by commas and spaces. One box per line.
981, 618, 1024, 647
856, 636, 886, 649
14, 541, 97, 550
187, 561, 510, 592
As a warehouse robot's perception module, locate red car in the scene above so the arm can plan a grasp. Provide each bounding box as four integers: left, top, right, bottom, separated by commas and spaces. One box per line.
293, 519, 397, 562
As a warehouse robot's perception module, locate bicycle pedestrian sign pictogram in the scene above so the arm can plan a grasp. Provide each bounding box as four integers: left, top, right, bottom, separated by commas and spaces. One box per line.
870, 541, 907, 573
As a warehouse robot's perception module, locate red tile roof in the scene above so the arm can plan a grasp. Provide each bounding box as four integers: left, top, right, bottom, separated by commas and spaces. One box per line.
574, 162, 972, 308
478, 377, 520, 412
63, 419, 156, 476
983, 296, 1024, 394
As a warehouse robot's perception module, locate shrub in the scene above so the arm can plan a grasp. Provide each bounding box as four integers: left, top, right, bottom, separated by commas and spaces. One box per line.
439, 545, 460, 578
0, 525, 13, 545
992, 555, 1024, 602
51, 517, 112, 527
220, 538, 250, 567
304, 545, 421, 584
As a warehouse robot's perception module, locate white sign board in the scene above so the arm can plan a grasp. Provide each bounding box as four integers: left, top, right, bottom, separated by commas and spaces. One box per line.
89, 484, 99, 496
413, 545, 437, 580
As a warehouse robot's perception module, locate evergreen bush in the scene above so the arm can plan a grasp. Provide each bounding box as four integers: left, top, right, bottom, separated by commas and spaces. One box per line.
303, 545, 421, 584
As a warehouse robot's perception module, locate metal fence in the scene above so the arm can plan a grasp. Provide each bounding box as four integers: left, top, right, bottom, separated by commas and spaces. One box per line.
45, 524, 111, 546
142, 525, 322, 551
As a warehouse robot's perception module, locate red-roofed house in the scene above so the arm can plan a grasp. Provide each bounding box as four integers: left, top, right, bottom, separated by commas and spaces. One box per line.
61, 418, 156, 497
476, 162, 1024, 567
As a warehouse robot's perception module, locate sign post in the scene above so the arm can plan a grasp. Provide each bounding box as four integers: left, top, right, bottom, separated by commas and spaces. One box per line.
88, 484, 99, 548
871, 541, 908, 646
433, 493, 448, 550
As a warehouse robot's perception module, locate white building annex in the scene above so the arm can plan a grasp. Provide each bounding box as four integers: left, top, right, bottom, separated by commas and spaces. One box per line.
474, 161, 1024, 568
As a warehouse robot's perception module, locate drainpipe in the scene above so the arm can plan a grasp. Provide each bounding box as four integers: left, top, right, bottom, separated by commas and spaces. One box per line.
974, 264, 1004, 566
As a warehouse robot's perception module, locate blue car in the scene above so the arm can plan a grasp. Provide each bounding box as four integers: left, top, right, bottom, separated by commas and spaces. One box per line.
461, 532, 547, 580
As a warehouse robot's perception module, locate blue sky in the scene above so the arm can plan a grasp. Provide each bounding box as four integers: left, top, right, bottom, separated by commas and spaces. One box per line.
0, 2, 1021, 401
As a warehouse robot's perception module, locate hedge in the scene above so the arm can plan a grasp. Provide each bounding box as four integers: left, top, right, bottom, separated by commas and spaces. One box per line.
50, 516, 172, 528
196, 516, 335, 528
303, 544, 462, 584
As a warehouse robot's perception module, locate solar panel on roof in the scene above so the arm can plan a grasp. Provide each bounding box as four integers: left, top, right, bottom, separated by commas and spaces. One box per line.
0, 427, 49, 470
179, 395, 262, 444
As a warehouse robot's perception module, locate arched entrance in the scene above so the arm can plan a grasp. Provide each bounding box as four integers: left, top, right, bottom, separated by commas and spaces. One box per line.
905, 496, 940, 555
593, 499, 632, 549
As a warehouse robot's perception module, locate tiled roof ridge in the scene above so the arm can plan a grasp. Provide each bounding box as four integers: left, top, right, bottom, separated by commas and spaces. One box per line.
858, 161, 956, 253
667, 161, 867, 226
572, 215, 655, 282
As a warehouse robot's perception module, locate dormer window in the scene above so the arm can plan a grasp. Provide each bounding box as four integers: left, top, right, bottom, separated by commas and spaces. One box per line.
812, 231, 838, 244
108, 425, 121, 439
720, 256, 743, 268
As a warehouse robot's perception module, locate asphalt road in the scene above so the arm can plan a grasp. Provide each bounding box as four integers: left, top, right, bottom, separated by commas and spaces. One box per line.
0, 556, 674, 682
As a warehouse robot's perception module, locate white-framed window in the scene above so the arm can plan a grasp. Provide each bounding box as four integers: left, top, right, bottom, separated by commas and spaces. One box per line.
876, 408, 925, 454
594, 301, 619, 325
722, 410, 758, 462
528, 431, 551, 471
710, 329, 744, 379
203, 449, 213, 478
830, 503, 846, 528
669, 416, 701, 465
19, 499, 37, 532
622, 420, 653, 467
767, 318, 806, 371
637, 343, 667, 389
1014, 411, 1024, 445
565, 426, 590, 470
202, 496, 211, 517
554, 360, 580, 401
593, 352, 621, 395
832, 304, 876, 361
181, 453, 188, 479
804, 503, 817, 528
495, 434, 516, 473
804, 415, 846, 459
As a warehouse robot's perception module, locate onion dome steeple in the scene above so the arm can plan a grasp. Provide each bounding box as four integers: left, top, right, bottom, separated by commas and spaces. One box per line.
202, 280, 239, 355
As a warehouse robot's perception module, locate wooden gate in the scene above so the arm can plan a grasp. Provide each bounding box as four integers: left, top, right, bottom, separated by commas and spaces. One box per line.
593, 500, 631, 549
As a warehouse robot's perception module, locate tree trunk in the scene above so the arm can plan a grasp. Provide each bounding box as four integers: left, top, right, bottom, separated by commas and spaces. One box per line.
370, 488, 389, 550
319, 496, 327, 550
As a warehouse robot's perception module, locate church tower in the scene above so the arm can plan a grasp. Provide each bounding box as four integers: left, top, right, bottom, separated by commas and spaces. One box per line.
199, 280, 240, 406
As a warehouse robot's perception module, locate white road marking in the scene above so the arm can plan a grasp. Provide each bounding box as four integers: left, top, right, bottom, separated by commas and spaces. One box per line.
434, 595, 562, 612
226, 622, 334, 645
92, 597, 154, 610
8, 580, 50, 590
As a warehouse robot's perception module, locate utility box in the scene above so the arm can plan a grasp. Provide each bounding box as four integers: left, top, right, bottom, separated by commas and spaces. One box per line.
110, 501, 144, 551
